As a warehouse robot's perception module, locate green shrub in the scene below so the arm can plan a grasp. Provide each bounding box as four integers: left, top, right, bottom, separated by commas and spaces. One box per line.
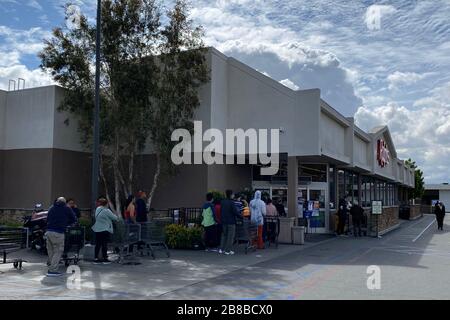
165, 224, 204, 249
78, 217, 94, 242
0, 215, 23, 228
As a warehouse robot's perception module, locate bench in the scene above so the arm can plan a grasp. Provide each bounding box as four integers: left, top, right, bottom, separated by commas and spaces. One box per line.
0, 227, 28, 270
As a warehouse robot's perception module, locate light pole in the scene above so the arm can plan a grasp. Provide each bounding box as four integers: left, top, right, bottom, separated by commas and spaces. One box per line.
91, 0, 101, 218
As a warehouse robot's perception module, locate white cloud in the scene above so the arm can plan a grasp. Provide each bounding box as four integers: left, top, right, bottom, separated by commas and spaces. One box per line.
387, 71, 427, 90
190, 4, 362, 115
355, 81, 450, 183
280, 79, 299, 91
27, 0, 42, 11
0, 25, 51, 89
0, 65, 53, 90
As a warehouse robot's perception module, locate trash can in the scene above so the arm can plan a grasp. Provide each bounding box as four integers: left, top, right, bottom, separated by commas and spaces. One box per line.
80, 244, 96, 261
292, 226, 305, 245
399, 205, 411, 220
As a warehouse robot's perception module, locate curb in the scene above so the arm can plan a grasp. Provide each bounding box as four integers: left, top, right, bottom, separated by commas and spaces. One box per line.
409, 214, 424, 221
378, 223, 401, 236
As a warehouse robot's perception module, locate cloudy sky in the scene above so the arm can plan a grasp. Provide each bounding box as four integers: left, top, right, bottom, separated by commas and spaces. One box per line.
0, 0, 449, 183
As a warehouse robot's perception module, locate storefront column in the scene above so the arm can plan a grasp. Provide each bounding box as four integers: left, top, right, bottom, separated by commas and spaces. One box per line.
277, 155, 298, 243
287, 156, 298, 219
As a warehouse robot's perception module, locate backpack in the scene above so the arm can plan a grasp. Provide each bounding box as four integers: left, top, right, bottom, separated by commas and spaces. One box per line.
201, 206, 215, 227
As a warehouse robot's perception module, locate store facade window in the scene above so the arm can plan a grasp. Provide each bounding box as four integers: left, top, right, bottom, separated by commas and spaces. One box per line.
337, 169, 345, 202
299, 164, 327, 182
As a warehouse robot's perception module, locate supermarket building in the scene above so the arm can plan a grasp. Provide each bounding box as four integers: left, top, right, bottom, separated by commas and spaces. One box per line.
0, 48, 415, 234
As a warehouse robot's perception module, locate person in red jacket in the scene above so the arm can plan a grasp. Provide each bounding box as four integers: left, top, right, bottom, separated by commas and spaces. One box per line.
214, 198, 222, 248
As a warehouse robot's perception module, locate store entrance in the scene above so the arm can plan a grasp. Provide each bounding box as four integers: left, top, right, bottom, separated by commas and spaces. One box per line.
298, 182, 329, 233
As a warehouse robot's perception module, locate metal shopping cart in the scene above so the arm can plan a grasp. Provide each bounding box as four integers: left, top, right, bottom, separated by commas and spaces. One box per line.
61, 226, 85, 267
111, 222, 141, 264
139, 219, 171, 259
0, 227, 27, 270
235, 218, 258, 254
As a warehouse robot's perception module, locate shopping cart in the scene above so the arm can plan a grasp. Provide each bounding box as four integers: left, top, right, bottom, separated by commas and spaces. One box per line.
263, 216, 280, 248
139, 219, 171, 259
0, 227, 27, 270
111, 222, 141, 263
235, 219, 258, 254
61, 226, 85, 267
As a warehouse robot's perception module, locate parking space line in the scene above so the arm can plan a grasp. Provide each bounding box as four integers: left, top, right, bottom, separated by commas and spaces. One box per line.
412, 220, 435, 242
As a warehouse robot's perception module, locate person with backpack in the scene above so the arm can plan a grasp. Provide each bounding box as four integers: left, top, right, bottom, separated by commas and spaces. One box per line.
202, 192, 218, 251
250, 191, 267, 249
92, 197, 119, 264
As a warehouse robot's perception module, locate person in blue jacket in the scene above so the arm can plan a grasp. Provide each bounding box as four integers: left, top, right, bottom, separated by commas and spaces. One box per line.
45, 197, 77, 277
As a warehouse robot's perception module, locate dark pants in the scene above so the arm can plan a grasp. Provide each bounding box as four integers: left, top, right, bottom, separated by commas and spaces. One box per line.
215, 224, 223, 247
204, 225, 218, 248
337, 214, 347, 235
264, 222, 277, 242
95, 231, 110, 260
436, 215, 444, 230
352, 216, 362, 237
220, 224, 236, 252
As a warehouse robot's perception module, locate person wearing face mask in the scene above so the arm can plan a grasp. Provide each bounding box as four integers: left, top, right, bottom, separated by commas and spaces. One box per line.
435, 201, 446, 231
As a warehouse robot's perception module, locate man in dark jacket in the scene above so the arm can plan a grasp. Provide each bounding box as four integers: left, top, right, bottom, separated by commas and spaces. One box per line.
135, 191, 148, 223
337, 197, 348, 236
275, 199, 286, 217
220, 190, 242, 255
435, 201, 445, 231
350, 201, 364, 237
46, 197, 77, 276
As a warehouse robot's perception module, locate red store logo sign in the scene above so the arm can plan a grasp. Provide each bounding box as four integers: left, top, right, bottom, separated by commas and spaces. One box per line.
377, 139, 390, 168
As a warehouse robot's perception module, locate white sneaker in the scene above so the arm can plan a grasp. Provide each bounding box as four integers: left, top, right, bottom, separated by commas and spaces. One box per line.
219, 249, 223, 254
229, 251, 235, 255
224, 251, 235, 255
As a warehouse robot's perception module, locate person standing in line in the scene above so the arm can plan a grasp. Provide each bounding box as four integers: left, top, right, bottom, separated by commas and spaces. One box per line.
123, 195, 136, 224
250, 190, 266, 249
435, 201, 445, 231
274, 199, 286, 217
214, 198, 223, 246
337, 197, 348, 236
220, 190, 242, 255
92, 197, 119, 264
45, 197, 77, 277
233, 194, 244, 215
241, 197, 250, 220
135, 191, 148, 223
350, 200, 364, 237
202, 193, 218, 252
67, 198, 81, 219
265, 198, 278, 243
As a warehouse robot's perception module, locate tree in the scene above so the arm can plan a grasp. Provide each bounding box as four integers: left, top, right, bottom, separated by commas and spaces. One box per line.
39, 0, 209, 215
405, 158, 425, 200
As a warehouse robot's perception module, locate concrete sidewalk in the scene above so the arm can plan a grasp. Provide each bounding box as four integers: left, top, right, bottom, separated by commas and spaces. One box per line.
0, 234, 335, 300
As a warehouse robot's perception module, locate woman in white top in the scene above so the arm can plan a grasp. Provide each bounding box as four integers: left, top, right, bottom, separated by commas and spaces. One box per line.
92, 198, 119, 264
